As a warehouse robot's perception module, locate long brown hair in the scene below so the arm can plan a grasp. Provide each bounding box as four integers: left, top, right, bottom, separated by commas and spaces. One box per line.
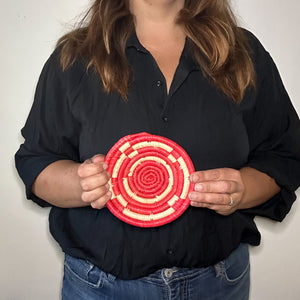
57, 0, 255, 102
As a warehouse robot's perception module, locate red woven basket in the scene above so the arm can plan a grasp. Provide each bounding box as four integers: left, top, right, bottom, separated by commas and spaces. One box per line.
105, 132, 195, 227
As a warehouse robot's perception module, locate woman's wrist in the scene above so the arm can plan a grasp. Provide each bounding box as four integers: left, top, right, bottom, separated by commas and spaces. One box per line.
238, 167, 280, 210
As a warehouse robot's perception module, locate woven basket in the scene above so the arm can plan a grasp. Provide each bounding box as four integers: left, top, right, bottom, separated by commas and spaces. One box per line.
105, 132, 195, 227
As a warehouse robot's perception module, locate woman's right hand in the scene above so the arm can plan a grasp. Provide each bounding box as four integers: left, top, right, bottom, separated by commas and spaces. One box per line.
77, 154, 112, 209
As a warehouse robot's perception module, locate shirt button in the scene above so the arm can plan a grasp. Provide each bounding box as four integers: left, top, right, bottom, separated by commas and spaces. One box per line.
156, 80, 162, 87
162, 116, 168, 123
167, 248, 174, 255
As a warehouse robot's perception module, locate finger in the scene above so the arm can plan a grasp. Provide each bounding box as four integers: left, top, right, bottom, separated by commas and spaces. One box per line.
78, 160, 108, 178
190, 200, 231, 212
190, 168, 241, 183
190, 198, 236, 216
193, 180, 238, 194
80, 172, 110, 191
81, 184, 110, 203
90, 191, 112, 209
189, 191, 232, 206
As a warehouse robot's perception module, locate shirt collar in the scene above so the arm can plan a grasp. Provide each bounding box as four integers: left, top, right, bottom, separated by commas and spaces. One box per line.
126, 32, 149, 54
126, 32, 200, 72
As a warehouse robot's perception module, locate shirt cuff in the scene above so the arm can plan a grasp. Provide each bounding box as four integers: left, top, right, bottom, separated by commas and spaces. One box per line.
16, 155, 63, 207
241, 154, 298, 221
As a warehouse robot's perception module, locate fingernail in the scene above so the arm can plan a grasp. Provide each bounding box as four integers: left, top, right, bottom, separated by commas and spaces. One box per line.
105, 183, 110, 189
102, 162, 108, 170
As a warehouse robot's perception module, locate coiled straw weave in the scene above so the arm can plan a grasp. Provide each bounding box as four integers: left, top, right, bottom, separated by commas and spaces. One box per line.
105, 132, 195, 227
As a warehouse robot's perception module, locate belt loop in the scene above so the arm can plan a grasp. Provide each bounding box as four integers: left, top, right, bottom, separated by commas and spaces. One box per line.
107, 273, 116, 282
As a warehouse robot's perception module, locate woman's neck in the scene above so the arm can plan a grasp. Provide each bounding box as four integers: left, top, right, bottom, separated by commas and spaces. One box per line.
129, 0, 185, 42
129, 0, 186, 93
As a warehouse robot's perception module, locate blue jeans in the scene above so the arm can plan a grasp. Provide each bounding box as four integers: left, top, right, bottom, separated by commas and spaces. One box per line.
62, 243, 250, 300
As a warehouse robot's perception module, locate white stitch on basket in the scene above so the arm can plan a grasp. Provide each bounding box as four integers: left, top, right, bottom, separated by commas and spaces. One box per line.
108, 179, 115, 199
119, 141, 131, 153
180, 178, 190, 199
112, 153, 127, 178
168, 195, 179, 206
168, 154, 177, 163
122, 207, 175, 221
123, 208, 151, 221
116, 194, 128, 207
177, 157, 191, 199
151, 207, 175, 220
132, 141, 173, 153
128, 150, 139, 159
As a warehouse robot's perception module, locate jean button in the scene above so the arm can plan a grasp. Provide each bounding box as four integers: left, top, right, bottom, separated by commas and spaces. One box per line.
164, 269, 174, 278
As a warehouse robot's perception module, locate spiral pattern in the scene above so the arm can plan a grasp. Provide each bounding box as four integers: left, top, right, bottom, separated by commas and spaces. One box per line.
105, 132, 195, 227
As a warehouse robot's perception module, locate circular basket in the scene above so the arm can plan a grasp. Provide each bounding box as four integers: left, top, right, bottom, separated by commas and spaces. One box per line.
105, 132, 195, 227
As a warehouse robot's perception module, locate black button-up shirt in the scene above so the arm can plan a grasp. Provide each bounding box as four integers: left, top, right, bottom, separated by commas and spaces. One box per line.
15, 30, 300, 279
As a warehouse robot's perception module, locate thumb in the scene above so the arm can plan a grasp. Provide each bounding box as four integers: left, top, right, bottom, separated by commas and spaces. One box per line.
91, 154, 105, 164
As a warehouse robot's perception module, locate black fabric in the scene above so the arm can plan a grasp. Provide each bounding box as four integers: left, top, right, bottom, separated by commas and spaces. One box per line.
15, 30, 300, 279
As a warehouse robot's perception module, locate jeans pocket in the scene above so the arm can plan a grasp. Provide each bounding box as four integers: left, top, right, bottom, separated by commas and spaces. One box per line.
64, 254, 110, 289
214, 243, 250, 285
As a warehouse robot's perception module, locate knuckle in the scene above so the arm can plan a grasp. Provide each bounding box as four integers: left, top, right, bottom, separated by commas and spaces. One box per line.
226, 195, 233, 205
204, 183, 211, 192
98, 171, 110, 183
94, 164, 103, 173
99, 186, 109, 197
191, 172, 201, 182
211, 170, 220, 180
218, 194, 227, 204
90, 202, 97, 209
91, 194, 110, 210
194, 193, 204, 202
199, 193, 205, 201
96, 162, 108, 173
105, 171, 111, 181
232, 169, 241, 180
107, 191, 112, 199
191, 201, 201, 207
78, 162, 94, 177
81, 192, 90, 203
189, 192, 199, 202
80, 179, 91, 191
220, 181, 231, 192
91, 201, 104, 210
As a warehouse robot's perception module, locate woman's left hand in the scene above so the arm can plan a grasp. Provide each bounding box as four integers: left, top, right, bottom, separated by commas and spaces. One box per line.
189, 168, 245, 216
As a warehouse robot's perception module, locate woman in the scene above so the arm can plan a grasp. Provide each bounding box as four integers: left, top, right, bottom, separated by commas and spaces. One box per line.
15, 0, 300, 299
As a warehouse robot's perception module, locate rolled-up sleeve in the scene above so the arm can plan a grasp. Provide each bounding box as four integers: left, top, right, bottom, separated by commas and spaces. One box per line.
241, 39, 300, 221
15, 50, 81, 207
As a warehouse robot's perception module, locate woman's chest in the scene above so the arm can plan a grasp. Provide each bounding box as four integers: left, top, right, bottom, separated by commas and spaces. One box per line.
72, 69, 250, 170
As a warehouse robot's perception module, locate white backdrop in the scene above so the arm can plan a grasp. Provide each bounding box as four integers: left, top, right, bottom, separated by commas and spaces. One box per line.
1, 1, 299, 299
